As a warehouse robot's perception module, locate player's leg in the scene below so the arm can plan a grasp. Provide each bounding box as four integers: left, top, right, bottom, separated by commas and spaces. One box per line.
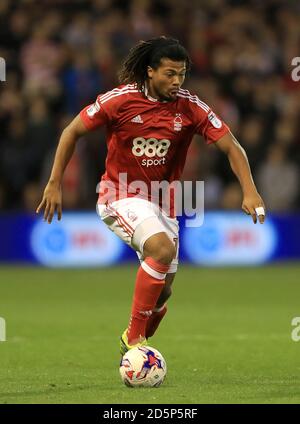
126, 232, 176, 346
145, 272, 176, 339
135, 212, 179, 340
97, 199, 177, 353
155, 272, 175, 309
144, 211, 179, 339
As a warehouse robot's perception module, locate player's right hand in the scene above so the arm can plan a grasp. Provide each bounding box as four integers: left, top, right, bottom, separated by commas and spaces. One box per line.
36, 182, 62, 224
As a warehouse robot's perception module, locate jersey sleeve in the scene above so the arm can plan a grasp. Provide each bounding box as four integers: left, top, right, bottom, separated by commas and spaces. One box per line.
191, 97, 230, 144
79, 90, 119, 130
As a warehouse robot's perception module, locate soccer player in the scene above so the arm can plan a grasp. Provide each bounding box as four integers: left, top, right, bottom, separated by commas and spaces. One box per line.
36, 37, 266, 355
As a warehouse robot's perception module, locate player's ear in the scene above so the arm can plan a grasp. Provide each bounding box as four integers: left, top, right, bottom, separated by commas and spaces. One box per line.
147, 66, 153, 79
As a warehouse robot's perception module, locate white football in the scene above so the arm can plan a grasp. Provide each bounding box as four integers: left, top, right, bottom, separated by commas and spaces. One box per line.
119, 346, 167, 388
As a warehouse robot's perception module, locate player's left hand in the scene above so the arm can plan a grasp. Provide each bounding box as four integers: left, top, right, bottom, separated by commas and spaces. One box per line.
242, 191, 266, 224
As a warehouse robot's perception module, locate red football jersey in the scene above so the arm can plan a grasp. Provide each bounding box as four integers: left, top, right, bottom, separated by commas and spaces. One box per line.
80, 83, 230, 216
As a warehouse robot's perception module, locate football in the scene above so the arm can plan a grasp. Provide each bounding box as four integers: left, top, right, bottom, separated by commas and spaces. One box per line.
119, 346, 167, 388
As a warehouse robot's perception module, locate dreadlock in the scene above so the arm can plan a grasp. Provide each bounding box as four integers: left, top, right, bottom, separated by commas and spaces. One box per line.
118, 36, 191, 91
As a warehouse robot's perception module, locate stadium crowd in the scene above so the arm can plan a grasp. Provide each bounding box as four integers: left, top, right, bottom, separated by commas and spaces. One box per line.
0, 0, 299, 212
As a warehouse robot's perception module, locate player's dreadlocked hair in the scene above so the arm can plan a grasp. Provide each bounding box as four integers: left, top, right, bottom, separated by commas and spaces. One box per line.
118, 36, 191, 91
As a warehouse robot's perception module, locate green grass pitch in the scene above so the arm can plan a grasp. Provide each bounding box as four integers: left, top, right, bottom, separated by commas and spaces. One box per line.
0, 264, 300, 404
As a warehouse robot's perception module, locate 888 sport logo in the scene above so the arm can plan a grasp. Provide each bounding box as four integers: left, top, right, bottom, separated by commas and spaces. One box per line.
131, 137, 171, 167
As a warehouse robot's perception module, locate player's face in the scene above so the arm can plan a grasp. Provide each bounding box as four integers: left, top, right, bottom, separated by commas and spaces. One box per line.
147, 59, 186, 102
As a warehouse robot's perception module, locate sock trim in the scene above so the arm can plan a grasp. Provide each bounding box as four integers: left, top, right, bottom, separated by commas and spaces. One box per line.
144, 257, 170, 274
141, 261, 166, 280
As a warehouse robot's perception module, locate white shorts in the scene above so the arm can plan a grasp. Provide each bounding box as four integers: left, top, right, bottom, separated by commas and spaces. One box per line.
96, 198, 179, 273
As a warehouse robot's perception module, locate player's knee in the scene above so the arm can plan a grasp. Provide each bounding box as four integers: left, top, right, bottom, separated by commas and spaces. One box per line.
145, 244, 175, 265
143, 234, 176, 265
155, 244, 176, 265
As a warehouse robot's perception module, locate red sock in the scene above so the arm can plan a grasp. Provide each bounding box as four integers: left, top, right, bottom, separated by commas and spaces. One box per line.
127, 257, 169, 344
145, 304, 168, 338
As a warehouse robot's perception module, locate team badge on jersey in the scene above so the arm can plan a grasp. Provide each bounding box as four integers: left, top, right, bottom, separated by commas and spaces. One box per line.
173, 113, 182, 132
208, 111, 222, 128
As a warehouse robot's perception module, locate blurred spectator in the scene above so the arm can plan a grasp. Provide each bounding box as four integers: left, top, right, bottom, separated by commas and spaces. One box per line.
239, 115, 265, 173
1, 116, 31, 208
62, 51, 102, 114
221, 182, 243, 210
63, 12, 93, 49
20, 25, 63, 98
256, 144, 299, 212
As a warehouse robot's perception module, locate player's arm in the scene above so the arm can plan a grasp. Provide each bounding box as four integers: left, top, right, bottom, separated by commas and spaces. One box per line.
36, 114, 88, 223
214, 131, 266, 224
